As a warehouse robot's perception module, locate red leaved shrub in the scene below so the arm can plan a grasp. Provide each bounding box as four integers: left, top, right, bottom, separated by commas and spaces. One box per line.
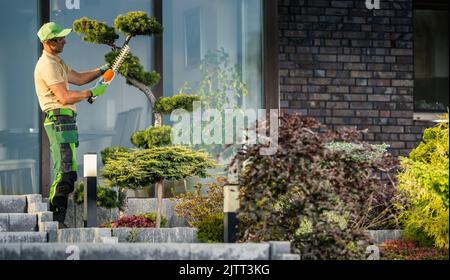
100, 215, 155, 228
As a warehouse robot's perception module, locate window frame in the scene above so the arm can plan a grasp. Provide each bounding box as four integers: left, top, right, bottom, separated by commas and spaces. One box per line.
39, 0, 50, 197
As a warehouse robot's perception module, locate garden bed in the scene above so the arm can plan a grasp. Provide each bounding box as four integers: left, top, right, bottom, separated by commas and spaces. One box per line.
47, 197, 188, 228
380, 240, 449, 260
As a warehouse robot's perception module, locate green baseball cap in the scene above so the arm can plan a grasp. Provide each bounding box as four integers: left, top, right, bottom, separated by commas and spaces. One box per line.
37, 22, 71, 42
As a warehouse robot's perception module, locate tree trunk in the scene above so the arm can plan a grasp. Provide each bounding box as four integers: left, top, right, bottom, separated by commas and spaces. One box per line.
106, 40, 164, 227
154, 112, 163, 228
118, 188, 128, 217
126, 77, 157, 104
155, 181, 163, 228
154, 112, 162, 127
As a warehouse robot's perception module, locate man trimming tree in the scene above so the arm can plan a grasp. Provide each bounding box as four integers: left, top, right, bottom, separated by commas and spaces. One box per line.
34, 22, 113, 228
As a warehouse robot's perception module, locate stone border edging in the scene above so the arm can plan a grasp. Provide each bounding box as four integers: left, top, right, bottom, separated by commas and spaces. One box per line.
0, 241, 299, 260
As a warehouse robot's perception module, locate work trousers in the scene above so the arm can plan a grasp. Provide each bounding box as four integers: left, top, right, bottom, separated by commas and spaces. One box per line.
44, 111, 78, 224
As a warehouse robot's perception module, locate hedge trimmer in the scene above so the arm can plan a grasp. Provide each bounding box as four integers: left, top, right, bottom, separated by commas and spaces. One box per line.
88, 36, 131, 104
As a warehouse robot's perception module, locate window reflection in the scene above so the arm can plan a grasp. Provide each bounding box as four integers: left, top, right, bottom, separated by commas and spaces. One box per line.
163, 0, 263, 193
164, 0, 263, 111
414, 9, 449, 112
0, 0, 39, 194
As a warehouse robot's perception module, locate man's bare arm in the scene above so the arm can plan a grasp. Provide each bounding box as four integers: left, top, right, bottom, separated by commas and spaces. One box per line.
48, 82, 91, 105
68, 69, 102, 86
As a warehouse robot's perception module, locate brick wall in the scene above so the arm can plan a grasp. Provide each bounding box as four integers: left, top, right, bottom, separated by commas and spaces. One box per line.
278, 0, 432, 156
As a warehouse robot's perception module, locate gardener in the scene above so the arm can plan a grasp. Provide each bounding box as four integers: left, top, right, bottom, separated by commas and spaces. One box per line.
34, 22, 111, 228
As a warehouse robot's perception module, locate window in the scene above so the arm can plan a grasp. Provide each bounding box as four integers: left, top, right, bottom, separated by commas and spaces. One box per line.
414, 2, 449, 112
0, 0, 40, 194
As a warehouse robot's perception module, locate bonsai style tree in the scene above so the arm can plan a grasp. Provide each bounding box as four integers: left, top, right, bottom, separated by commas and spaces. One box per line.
73, 11, 161, 103
74, 11, 215, 227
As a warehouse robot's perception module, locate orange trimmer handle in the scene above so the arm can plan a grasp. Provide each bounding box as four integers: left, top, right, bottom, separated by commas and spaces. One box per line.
102, 69, 115, 83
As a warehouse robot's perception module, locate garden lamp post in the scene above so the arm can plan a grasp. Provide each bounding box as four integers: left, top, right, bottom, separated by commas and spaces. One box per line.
224, 160, 240, 243
224, 184, 239, 243
83, 153, 97, 227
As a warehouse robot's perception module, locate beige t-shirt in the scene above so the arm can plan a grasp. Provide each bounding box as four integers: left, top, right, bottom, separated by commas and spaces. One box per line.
34, 50, 76, 112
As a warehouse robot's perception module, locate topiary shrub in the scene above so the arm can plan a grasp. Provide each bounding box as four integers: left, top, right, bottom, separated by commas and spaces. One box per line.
154, 94, 201, 115
102, 146, 215, 190
72, 17, 119, 45
73, 12, 162, 99
395, 115, 449, 250
104, 50, 160, 87
114, 11, 163, 36
131, 126, 172, 148
232, 114, 398, 260
101, 146, 130, 165
197, 214, 224, 243
74, 12, 209, 229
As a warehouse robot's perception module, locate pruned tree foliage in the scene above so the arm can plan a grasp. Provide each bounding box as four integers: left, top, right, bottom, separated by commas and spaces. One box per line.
73, 11, 163, 102
154, 94, 201, 115
104, 50, 160, 87
73, 17, 119, 45
114, 11, 163, 37
131, 126, 172, 149
102, 146, 215, 190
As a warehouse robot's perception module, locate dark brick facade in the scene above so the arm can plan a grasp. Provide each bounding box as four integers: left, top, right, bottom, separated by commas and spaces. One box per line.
278, 0, 433, 156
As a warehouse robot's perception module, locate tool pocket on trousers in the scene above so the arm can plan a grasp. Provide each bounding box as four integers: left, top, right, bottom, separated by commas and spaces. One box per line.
60, 143, 74, 173
55, 123, 79, 147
